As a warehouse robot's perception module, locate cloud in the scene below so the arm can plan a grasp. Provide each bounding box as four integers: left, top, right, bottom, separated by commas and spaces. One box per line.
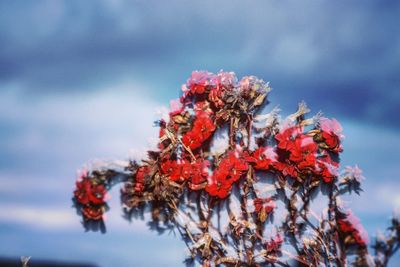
0, 204, 78, 230
376, 185, 400, 210
0, 191, 150, 233
0, 81, 160, 176
0, 81, 164, 228
0, 81, 170, 234
340, 120, 400, 181
0, 1, 399, 128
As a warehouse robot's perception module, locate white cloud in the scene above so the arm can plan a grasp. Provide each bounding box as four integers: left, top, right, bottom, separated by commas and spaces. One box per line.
0, 204, 78, 230
0, 81, 164, 232
333, 120, 400, 218
377, 185, 400, 209
0, 197, 149, 233
0, 81, 162, 172
0, 172, 67, 193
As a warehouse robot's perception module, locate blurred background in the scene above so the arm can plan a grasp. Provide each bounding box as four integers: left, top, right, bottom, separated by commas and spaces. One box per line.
0, 0, 399, 266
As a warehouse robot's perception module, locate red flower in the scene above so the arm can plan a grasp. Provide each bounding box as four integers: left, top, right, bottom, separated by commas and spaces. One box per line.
161, 160, 179, 181
205, 162, 232, 198
88, 184, 106, 205
74, 178, 91, 205
205, 151, 248, 198
73, 171, 107, 221
247, 147, 277, 170
275, 126, 303, 150
205, 179, 232, 199
186, 70, 216, 95
161, 159, 191, 182
134, 166, 150, 193
254, 198, 275, 213
254, 197, 276, 222
273, 161, 298, 178
195, 112, 216, 138
189, 159, 210, 190
74, 177, 106, 205
82, 205, 104, 221
319, 163, 336, 183
227, 151, 248, 181
289, 136, 318, 171
181, 161, 192, 180
316, 155, 338, 183
338, 210, 369, 247
319, 117, 343, 153
321, 131, 342, 153
182, 131, 202, 150
182, 111, 216, 150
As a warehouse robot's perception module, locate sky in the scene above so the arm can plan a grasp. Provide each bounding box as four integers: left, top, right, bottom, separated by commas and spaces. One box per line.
0, 0, 399, 266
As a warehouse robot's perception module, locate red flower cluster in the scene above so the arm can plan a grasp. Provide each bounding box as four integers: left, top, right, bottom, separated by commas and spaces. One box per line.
182, 110, 216, 150
274, 126, 314, 178
71, 71, 395, 267
275, 126, 303, 151
74, 177, 106, 205
134, 166, 150, 193
272, 125, 339, 183
183, 71, 236, 109
74, 173, 107, 220
316, 155, 339, 183
188, 159, 210, 190
254, 197, 276, 222
185, 70, 214, 95
318, 117, 343, 153
289, 136, 318, 171
246, 146, 277, 170
338, 210, 369, 247
160, 158, 209, 188
206, 151, 248, 198
161, 159, 191, 182
82, 205, 104, 221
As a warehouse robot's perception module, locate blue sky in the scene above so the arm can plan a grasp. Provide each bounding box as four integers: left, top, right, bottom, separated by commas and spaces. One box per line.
0, 1, 399, 266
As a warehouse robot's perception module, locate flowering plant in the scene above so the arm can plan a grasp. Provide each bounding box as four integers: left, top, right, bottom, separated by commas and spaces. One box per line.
73, 71, 399, 266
